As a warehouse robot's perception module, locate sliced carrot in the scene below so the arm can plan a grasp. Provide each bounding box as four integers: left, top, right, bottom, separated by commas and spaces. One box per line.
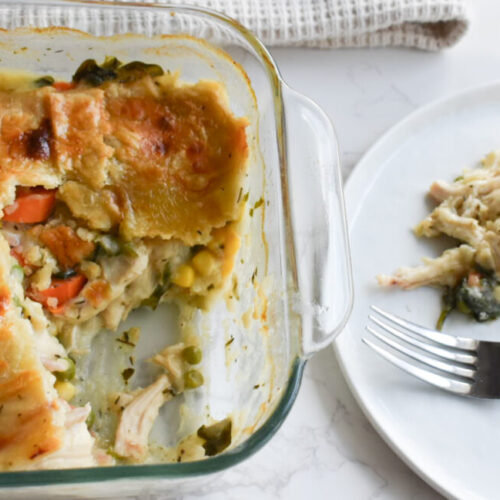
3, 187, 56, 223
28, 274, 87, 315
52, 81, 76, 91
46, 302, 66, 316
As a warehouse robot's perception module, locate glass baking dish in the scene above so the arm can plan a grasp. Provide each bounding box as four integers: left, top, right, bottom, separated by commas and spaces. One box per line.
0, 1, 352, 497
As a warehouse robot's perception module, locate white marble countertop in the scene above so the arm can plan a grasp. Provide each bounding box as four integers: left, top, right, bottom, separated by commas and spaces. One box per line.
185, 2, 499, 499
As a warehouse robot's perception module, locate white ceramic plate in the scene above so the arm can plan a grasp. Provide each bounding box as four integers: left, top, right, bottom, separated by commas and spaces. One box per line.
334, 82, 500, 500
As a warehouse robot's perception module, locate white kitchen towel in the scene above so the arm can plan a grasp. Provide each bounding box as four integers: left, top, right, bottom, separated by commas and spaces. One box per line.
117, 0, 469, 50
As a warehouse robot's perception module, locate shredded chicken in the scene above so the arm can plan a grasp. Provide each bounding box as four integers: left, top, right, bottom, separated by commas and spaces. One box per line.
380, 151, 500, 289
481, 231, 500, 274
114, 375, 170, 462
429, 180, 469, 203
378, 245, 475, 289
424, 206, 485, 247
36, 329, 69, 372
475, 175, 500, 196
150, 343, 185, 390
61, 249, 149, 324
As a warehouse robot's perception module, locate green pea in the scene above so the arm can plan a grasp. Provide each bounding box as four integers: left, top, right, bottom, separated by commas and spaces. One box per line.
184, 370, 204, 389
182, 346, 202, 365
55, 357, 76, 381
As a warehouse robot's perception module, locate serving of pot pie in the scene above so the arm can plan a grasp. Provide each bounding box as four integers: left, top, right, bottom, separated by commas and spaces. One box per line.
378, 151, 500, 329
0, 58, 248, 470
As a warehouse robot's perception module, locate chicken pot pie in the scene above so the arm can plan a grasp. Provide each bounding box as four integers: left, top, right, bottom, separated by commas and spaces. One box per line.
0, 58, 248, 469
378, 151, 500, 329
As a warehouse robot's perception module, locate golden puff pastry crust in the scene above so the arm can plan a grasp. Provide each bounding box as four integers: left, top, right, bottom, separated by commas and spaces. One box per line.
0, 236, 64, 470
0, 74, 248, 246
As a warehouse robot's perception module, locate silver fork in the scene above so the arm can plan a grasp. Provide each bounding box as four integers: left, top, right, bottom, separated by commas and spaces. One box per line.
363, 305, 500, 398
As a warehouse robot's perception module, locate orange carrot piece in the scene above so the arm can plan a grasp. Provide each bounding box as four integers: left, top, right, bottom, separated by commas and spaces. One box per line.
29, 274, 87, 314
52, 81, 76, 91
3, 187, 56, 224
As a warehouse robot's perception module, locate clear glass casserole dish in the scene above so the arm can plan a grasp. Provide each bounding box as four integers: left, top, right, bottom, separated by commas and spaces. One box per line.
0, 1, 352, 496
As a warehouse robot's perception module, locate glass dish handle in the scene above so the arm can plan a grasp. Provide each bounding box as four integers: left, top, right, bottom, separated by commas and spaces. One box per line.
282, 84, 353, 357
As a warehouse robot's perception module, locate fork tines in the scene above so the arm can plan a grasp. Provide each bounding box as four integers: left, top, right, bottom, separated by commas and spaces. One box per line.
363, 305, 479, 395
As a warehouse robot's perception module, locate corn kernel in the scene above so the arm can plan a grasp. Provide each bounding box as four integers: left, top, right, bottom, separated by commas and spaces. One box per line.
192, 250, 217, 276
172, 264, 195, 288
55, 380, 76, 401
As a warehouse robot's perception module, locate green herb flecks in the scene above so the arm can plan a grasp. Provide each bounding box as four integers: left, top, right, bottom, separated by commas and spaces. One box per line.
141, 265, 171, 310
116, 328, 139, 348
121, 367, 135, 384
